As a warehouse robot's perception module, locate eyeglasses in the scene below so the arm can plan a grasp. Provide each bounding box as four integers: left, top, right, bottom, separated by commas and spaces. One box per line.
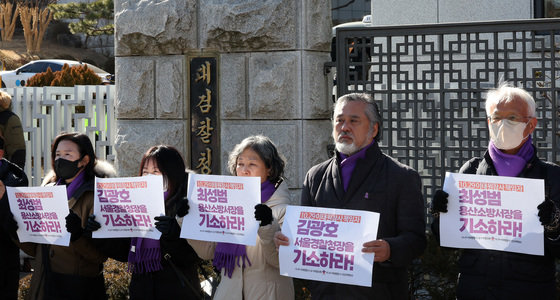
487, 115, 534, 123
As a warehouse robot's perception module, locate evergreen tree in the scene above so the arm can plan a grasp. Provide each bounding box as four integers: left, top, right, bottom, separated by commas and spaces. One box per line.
49, 0, 114, 48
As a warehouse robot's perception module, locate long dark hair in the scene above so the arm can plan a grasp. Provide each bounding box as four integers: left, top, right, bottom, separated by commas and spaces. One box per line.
50, 132, 97, 181
139, 145, 188, 215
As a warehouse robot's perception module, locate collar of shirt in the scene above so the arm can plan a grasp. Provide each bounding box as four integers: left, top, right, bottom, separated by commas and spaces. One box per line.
338, 139, 375, 191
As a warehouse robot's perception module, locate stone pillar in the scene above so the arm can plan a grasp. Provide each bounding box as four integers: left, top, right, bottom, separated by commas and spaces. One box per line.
114, 0, 332, 203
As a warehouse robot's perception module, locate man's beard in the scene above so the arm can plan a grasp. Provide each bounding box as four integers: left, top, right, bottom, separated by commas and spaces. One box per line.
334, 130, 373, 156
335, 141, 359, 155
334, 131, 359, 155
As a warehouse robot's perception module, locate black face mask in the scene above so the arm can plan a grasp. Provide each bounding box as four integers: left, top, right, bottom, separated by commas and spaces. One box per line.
54, 158, 83, 180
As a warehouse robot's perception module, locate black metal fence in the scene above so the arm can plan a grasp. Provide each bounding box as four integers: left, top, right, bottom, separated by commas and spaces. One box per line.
334, 18, 560, 202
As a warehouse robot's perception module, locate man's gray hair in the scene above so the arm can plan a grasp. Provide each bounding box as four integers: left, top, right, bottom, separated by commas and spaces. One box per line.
485, 82, 536, 117
227, 135, 286, 183
335, 93, 382, 139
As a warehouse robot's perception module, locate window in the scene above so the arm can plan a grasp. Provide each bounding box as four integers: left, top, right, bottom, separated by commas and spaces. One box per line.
535, 0, 560, 18
19, 62, 47, 73
46, 63, 64, 72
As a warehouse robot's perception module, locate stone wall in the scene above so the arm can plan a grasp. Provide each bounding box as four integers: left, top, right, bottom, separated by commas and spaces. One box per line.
71, 33, 114, 58
114, 0, 332, 203
371, 0, 532, 25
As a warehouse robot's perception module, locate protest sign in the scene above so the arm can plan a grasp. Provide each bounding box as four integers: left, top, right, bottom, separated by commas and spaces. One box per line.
7, 186, 70, 246
180, 174, 260, 246
279, 206, 379, 287
93, 176, 166, 239
440, 172, 544, 255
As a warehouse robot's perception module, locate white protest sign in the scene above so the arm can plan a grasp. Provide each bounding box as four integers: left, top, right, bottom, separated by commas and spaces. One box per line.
7, 186, 71, 246
440, 172, 544, 255
279, 206, 379, 287
180, 174, 260, 246
93, 176, 165, 239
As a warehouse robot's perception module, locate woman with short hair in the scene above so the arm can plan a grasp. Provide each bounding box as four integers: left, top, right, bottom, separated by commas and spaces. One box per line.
188, 135, 294, 300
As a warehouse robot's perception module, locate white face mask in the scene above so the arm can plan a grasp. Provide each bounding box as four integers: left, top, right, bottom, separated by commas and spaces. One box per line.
488, 119, 528, 150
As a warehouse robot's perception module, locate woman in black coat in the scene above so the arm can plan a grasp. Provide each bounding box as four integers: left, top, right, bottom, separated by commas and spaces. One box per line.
91, 145, 203, 299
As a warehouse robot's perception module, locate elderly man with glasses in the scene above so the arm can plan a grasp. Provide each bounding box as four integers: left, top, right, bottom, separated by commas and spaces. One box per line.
431, 83, 560, 299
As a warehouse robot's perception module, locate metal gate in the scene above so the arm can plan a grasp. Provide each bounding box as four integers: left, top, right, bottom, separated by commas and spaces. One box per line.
334, 18, 560, 200
5, 85, 115, 186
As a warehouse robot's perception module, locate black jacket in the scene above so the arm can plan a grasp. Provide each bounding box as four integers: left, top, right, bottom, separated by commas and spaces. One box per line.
109, 174, 203, 300
301, 142, 426, 299
0, 158, 29, 300
439, 150, 560, 300
127, 238, 202, 300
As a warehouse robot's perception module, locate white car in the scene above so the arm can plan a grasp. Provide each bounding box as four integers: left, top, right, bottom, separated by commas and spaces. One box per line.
331, 15, 371, 38
0, 59, 113, 88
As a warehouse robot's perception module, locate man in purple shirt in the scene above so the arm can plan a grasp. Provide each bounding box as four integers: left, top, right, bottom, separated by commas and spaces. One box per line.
275, 93, 426, 299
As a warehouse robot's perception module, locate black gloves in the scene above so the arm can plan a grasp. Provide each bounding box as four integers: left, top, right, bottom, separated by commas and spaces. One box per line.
154, 216, 181, 240
254, 204, 273, 226
65, 210, 84, 242
538, 198, 560, 238
176, 196, 190, 218
85, 215, 101, 233
430, 190, 449, 217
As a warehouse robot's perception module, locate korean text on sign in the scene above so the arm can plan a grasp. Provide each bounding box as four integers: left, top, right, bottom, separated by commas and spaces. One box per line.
7, 186, 70, 246
440, 172, 544, 256
180, 174, 260, 246
279, 206, 379, 287
92, 176, 166, 239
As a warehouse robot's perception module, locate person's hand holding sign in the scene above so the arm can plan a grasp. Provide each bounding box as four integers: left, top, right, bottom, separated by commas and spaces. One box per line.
430, 190, 449, 217
65, 210, 84, 242
156, 192, 188, 240
274, 231, 289, 250
176, 196, 190, 218
155, 216, 181, 240
85, 215, 101, 233
66, 212, 101, 241
362, 239, 391, 262
254, 204, 273, 226
538, 198, 560, 239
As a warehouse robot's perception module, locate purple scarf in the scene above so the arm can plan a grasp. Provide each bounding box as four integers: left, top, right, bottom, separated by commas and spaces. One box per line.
488, 136, 534, 177
128, 237, 162, 273
128, 191, 168, 274
58, 170, 86, 199
213, 180, 275, 278
339, 139, 375, 191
